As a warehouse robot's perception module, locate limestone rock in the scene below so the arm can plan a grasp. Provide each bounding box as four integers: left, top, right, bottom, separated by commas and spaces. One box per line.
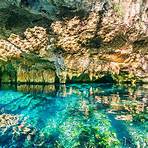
0, 0, 148, 84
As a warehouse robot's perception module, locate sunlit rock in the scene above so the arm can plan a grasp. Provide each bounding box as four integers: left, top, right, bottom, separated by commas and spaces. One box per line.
0, 1, 148, 84
17, 67, 55, 83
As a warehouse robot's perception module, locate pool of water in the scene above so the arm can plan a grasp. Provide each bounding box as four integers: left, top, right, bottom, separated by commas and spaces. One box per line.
0, 84, 147, 148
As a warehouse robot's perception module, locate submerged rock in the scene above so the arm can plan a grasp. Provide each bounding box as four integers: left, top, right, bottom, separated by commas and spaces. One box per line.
115, 115, 133, 121
0, 114, 19, 128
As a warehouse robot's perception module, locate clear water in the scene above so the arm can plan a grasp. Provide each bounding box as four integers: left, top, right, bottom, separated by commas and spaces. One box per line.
0, 84, 147, 148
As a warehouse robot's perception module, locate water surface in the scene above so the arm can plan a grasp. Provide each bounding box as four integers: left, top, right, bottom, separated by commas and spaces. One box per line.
0, 84, 147, 147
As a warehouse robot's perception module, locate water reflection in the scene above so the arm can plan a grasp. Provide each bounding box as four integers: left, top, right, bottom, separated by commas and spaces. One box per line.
0, 84, 147, 147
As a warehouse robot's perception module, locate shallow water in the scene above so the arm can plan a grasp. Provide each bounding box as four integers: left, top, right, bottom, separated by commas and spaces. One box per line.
0, 84, 147, 148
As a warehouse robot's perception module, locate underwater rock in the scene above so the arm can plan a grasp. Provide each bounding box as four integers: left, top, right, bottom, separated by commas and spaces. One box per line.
0, 114, 19, 128
115, 115, 133, 121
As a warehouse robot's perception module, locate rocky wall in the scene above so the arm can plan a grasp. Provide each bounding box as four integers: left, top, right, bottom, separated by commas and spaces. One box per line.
0, 0, 147, 84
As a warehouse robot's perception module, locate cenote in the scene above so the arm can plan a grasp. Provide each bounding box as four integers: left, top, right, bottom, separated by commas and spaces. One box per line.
0, 83, 147, 148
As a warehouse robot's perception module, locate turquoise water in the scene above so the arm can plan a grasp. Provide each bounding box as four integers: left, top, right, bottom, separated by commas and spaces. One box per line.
0, 84, 147, 148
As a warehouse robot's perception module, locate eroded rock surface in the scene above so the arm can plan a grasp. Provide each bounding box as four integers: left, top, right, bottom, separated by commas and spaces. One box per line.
0, 0, 147, 84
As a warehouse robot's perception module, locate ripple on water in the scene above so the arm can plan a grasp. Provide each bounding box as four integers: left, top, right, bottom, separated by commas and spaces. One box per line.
0, 84, 147, 147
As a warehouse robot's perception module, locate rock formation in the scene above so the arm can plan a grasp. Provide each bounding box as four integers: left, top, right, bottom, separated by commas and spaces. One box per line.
0, 0, 147, 84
